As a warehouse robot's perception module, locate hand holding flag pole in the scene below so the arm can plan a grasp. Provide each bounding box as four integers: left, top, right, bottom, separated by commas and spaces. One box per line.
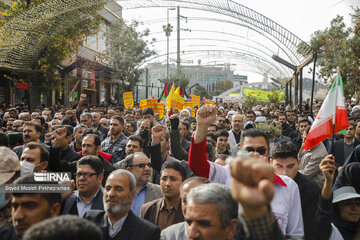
304, 67, 349, 151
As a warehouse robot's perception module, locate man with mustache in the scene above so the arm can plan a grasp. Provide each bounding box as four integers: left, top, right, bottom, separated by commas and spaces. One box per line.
84, 169, 160, 240
61, 156, 104, 217
0, 174, 61, 240
13, 121, 50, 159
121, 152, 162, 217
141, 160, 186, 230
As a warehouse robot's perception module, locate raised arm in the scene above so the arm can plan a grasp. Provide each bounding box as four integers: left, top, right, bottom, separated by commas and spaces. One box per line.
188, 104, 217, 178
315, 155, 336, 240
150, 125, 167, 172
230, 154, 284, 240
169, 114, 189, 161
48, 128, 77, 173
75, 94, 87, 123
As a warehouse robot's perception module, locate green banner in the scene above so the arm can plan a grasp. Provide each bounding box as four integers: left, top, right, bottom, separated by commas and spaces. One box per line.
242, 87, 285, 102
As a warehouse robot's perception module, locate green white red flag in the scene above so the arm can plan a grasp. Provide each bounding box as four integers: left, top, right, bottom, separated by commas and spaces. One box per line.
158, 82, 168, 102
304, 73, 349, 151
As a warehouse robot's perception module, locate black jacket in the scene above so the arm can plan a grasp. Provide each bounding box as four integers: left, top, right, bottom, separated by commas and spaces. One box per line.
60, 146, 81, 162
48, 147, 115, 186
84, 210, 160, 240
293, 172, 320, 240
331, 138, 360, 167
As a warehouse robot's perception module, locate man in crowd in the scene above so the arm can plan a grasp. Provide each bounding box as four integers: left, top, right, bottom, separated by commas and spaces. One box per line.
70, 124, 87, 153
215, 130, 231, 156
19, 142, 49, 176
162, 159, 284, 240
228, 114, 242, 156
0, 147, 21, 227
84, 169, 160, 240
299, 126, 327, 188
245, 110, 256, 122
101, 115, 128, 164
12, 120, 23, 133
141, 160, 186, 230
13, 121, 50, 159
51, 125, 81, 162
48, 128, 114, 185
292, 119, 311, 152
216, 116, 226, 130
79, 113, 92, 129
61, 156, 104, 217
270, 141, 320, 240
0, 174, 62, 239
92, 112, 109, 141
332, 123, 360, 169
120, 152, 162, 216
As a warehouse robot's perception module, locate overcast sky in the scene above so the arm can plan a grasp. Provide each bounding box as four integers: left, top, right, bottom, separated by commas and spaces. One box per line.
120, 0, 360, 82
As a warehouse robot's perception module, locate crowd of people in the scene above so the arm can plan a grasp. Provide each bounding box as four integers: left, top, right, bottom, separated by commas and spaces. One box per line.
0, 93, 359, 240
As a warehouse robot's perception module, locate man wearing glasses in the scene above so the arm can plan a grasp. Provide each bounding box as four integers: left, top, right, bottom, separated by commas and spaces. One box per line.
188, 104, 304, 240
61, 155, 104, 217
121, 152, 162, 216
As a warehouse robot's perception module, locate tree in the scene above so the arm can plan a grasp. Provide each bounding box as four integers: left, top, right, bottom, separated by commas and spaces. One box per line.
0, 0, 104, 93
242, 95, 259, 110
193, 85, 210, 99
211, 80, 233, 97
300, 7, 360, 98
104, 19, 156, 99
169, 72, 189, 90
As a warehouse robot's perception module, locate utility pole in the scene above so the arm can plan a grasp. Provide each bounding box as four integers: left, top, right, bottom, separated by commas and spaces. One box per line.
163, 8, 175, 81
177, 6, 180, 75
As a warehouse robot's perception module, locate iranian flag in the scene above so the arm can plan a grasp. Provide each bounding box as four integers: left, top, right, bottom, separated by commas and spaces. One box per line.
304, 73, 349, 151
158, 82, 168, 102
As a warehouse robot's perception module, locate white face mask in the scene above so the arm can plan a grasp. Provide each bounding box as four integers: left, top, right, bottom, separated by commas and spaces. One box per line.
20, 160, 36, 176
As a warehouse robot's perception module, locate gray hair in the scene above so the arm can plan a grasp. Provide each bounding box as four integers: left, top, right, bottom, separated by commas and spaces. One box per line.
108, 169, 136, 191
80, 112, 92, 120
186, 183, 238, 228
74, 124, 88, 134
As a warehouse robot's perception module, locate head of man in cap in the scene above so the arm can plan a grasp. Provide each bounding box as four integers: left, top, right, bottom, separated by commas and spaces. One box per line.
0, 147, 21, 225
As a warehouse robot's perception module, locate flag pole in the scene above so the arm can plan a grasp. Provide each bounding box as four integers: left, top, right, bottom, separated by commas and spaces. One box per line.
331, 68, 340, 154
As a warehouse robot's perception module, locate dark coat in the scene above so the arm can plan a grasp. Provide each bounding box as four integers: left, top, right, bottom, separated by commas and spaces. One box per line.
48, 147, 115, 186
61, 189, 104, 215
331, 138, 360, 167
60, 146, 81, 162
84, 210, 160, 240
140, 198, 184, 230
333, 162, 360, 193
293, 172, 320, 240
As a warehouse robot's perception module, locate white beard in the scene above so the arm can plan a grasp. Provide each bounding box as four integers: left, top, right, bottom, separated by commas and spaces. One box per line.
104, 195, 132, 216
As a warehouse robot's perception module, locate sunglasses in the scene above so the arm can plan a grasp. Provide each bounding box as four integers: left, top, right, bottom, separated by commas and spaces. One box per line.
130, 163, 152, 168
244, 147, 267, 155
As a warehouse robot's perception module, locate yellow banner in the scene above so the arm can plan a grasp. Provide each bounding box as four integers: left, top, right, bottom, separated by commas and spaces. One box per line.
123, 92, 134, 109
171, 95, 184, 110
191, 95, 200, 107
154, 102, 165, 120
243, 87, 285, 102
139, 99, 147, 109
205, 100, 215, 105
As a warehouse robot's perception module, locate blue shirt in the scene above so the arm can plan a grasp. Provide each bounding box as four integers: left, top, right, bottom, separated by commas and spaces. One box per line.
76, 189, 100, 218
131, 183, 148, 216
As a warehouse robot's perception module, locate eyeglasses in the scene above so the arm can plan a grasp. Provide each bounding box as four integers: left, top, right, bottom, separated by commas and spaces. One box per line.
76, 172, 98, 179
129, 163, 152, 168
244, 147, 267, 155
